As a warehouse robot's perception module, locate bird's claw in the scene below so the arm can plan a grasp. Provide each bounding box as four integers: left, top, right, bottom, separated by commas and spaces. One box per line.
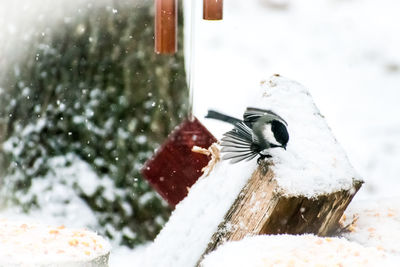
257, 154, 272, 165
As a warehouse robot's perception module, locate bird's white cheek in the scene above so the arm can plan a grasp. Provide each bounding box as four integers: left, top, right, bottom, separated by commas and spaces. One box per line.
262, 124, 280, 146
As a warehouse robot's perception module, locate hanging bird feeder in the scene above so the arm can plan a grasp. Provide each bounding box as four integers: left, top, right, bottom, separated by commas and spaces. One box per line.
142, 0, 223, 207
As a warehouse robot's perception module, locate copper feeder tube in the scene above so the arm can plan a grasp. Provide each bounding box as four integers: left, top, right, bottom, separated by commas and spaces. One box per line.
155, 0, 178, 54
203, 0, 223, 20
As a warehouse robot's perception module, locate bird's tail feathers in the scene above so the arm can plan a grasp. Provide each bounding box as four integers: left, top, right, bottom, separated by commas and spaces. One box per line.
205, 110, 242, 125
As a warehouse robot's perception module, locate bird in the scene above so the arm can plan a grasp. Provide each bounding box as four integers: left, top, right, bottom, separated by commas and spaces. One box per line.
205, 107, 289, 164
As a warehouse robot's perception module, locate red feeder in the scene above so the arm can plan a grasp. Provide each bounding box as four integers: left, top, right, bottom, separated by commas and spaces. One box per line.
147, 0, 220, 207
141, 117, 216, 207
203, 0, 223, 21
154, 0, 178, 54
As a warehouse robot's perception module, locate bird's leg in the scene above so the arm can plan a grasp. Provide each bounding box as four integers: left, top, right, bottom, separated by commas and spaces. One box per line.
257, 154, 272, 165
257, 154, 273, 174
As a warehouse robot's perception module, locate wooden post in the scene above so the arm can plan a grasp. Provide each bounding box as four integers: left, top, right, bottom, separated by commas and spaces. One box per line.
195, 75, 365, 264
200, 165, 362, 261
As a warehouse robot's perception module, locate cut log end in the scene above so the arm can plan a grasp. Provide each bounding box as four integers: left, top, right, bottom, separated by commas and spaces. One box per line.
200, 162, 362, 263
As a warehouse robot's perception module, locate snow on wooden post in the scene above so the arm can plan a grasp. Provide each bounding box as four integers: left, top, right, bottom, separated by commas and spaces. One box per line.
199, 75, 363, 262
144, 75, 363, 267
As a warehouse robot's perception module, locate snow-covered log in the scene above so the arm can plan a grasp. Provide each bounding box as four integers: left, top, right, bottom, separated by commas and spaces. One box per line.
0, 220, 110, 267
144, 75, 363, 267
202, 164, 362, 258
201, 75, 363, 260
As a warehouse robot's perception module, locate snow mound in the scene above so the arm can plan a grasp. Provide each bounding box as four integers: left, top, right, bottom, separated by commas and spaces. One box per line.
201, 234, 397, 267
0, 219, 111, 266
254, 75, 362, 197
342, 198, 400, 255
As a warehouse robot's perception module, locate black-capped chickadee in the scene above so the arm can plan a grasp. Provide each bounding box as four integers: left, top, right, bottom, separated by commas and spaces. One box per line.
206, 107, 289, 164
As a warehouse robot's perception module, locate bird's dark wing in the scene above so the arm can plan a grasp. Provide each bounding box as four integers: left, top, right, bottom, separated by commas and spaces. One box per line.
221, 122, 259, 163
243, 107, 288, 126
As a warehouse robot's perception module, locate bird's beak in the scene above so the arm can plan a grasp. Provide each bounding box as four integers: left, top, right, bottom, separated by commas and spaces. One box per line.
282, 145, 287, 150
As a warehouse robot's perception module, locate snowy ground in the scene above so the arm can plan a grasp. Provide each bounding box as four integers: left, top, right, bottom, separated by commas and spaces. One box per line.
201, 234, 398, 267
2, 0, 400, 266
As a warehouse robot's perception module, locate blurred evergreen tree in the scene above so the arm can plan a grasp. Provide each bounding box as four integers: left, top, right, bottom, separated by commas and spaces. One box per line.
0, 0, 187, 247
